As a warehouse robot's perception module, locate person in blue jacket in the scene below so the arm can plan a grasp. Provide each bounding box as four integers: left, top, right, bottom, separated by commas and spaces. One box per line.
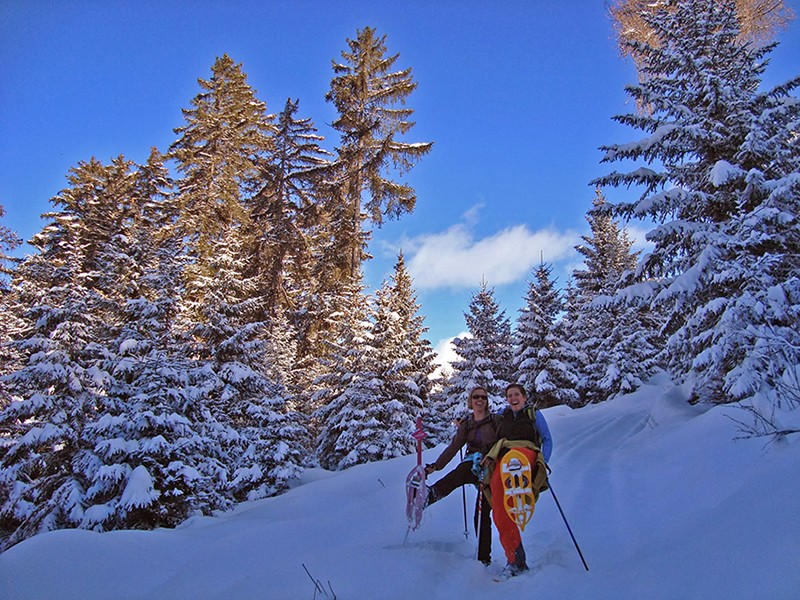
484, 383, 553, 578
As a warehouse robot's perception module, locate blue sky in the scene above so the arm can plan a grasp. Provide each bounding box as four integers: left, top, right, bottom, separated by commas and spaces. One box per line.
2, 1, 799, 352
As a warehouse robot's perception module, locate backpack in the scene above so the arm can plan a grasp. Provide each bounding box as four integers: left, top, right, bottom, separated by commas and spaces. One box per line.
526, 404, 543, 450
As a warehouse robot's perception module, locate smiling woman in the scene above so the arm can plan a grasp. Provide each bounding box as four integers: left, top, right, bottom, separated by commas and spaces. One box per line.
483, 383, 553, 578
422, 385, 498, 565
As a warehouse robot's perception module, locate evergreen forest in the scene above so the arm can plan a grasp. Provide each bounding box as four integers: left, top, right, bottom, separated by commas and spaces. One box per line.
0, 0, 798, 551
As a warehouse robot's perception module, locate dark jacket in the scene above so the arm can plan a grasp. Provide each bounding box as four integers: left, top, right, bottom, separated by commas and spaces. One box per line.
432, 414, 498, 471
494, 405, 553, 462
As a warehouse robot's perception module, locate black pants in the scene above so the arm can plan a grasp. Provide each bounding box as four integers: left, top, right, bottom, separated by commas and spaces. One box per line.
429, 460, 493, 564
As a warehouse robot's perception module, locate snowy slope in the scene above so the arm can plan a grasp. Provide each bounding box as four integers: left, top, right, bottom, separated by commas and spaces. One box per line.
1, 376, 798, 600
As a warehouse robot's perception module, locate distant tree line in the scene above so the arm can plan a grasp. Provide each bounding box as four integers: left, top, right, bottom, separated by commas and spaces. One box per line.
1, 0, 798, 550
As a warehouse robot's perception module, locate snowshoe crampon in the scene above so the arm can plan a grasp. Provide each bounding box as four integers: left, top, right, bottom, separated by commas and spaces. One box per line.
500, 449, 535, 531
405, 464, 427, 530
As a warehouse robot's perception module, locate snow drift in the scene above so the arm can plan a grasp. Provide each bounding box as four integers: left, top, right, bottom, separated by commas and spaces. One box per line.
1, 376, 798, 599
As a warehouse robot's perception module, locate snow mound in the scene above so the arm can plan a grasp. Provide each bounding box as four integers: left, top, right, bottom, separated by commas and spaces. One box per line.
1, 380, 798, 599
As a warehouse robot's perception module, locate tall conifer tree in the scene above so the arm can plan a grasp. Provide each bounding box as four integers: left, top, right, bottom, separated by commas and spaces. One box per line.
0, 158, 138, 548
513, 261, 560, 388
569, 190, 655, 403
326, 27, 432, 280
371, 253, 436, 453
594, 0, 800, 404
169, 54, 273, 318
0, 204, 22, 415
313, 256, 434, 470
248, 98, 331, 320
76, 153, 237, 530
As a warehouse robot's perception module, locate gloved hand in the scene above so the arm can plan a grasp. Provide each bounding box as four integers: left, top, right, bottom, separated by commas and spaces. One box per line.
425, 463, 436, 475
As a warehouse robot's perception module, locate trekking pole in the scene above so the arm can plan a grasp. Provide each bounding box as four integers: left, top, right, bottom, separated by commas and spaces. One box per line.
546, 467, 589, 571
458, 448, 469, 539
412, 417, 427, 468
474, 483, 484, 561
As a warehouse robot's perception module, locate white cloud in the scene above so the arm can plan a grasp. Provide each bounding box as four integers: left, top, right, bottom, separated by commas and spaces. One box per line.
405, 222, 579, 290
461, 204, 483, 225
430, 332, 469, 379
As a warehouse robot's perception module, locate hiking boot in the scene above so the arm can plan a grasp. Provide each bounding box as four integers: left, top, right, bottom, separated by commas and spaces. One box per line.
423, 486, 438, 508
495, 563, 522, 581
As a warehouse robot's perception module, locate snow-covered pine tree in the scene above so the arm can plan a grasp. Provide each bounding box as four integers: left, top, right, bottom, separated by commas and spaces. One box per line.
513, 260, 562, 393
370, 252, 437, 459
568, 190, 660, 404
248, 97, 331, 322
168, 54, 273, 318
167, 58, 309, 493
312, 282, 381, 470
432, 282, 513, 431
524, 275, 580, 409
593, 0, 800, 405
74, 152, 241, 530
0, 203, 22, 415
311, 254, 432, 469
0, 283, 101, 549
573, 190, 639, 298
0, 158, 137, 549
326, 26, 432, 280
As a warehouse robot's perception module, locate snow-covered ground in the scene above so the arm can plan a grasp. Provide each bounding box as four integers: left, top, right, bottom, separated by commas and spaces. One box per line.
2, 376, 798, 599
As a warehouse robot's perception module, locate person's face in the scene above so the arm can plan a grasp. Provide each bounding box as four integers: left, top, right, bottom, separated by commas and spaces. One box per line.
506, 387, 525, 411
471, 389, 488, 412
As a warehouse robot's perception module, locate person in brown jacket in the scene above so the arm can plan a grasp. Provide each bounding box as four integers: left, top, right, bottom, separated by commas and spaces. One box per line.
424, 386, 498, 565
